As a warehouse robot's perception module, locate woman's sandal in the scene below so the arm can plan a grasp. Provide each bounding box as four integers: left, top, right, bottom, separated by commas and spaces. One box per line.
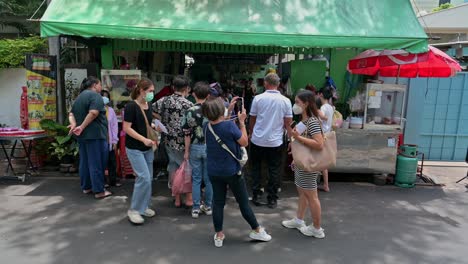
95, 190, 113, 199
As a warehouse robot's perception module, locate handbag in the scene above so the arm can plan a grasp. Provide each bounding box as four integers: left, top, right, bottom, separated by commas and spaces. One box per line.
207, 123, 248, 168
291, 117, 337, 172
137, 102, 158, 151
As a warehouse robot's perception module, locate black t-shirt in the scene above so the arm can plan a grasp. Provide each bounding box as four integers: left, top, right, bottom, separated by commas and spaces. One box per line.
71, 90, 108, 140
124, 101, 153, 151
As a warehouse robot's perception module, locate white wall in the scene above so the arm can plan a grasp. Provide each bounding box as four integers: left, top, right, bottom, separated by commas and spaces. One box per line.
0, 68, 26, 128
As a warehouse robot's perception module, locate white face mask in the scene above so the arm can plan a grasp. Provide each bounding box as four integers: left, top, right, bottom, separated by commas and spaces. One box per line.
102, 96, 110, 105
292, 104, 303, 115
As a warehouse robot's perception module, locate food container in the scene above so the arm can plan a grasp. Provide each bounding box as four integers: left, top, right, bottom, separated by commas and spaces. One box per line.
350, 117, 363, 129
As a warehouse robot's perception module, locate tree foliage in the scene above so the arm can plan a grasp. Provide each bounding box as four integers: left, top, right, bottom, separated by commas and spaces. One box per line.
432, 3, 454, 12
0, 36, 48, 68
0, 0, 46, 33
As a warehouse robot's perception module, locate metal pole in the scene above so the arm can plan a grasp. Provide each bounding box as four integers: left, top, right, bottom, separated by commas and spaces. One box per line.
47, 0, 65, 124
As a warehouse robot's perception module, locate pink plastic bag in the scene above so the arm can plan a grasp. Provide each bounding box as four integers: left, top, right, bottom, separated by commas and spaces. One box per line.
172, 161, 192, 196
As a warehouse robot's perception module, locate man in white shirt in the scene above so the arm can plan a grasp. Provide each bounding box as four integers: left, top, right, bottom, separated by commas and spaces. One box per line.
249, 73, 293, 208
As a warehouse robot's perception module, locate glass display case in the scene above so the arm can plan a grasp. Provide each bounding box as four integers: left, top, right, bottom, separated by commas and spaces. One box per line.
101, 70, 141, 119
363, 83, 407, 130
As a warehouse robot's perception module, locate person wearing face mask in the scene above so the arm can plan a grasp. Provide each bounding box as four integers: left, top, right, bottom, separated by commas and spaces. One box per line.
69, 76, 111, 199
282, 90, 325, 239
123, 78, 158, 225
101, 90, 121, 188
153, 75, 194, 208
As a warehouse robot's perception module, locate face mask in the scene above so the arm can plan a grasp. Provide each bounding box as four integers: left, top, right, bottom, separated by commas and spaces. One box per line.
102, 96, 110, 105
145, 92, 154, 102
292, 104, 303, 115
224, 108, 229, 118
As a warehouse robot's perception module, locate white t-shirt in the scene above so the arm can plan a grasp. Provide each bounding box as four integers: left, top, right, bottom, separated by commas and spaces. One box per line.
250, 90, 293, 147
320, 103, 334, 133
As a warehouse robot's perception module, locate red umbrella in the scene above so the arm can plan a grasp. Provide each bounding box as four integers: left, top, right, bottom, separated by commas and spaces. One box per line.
347, 46, 462, 78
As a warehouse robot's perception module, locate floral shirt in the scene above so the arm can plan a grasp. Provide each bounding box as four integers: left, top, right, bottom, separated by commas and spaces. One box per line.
182, 103, 208, 145
153, 94, 193, 151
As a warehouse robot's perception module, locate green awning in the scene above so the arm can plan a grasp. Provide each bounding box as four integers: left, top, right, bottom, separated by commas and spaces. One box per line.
41, 0, 428, 53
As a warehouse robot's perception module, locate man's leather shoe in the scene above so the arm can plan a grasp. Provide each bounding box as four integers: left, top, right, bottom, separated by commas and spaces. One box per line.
267, 199, 277, 209
252, 195, 261, 206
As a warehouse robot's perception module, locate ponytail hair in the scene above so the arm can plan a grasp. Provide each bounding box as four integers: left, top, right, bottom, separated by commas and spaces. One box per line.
131, 77, 153, 100
80, 76, 100, 93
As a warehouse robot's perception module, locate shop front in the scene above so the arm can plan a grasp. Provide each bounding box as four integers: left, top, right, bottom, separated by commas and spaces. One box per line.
39, 0, 429, 176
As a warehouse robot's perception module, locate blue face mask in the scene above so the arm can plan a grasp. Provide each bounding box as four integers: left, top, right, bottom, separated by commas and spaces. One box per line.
102, 96, 110, 105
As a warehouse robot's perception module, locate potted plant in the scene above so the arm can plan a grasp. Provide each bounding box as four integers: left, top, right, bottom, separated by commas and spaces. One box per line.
38, 119, 79, 173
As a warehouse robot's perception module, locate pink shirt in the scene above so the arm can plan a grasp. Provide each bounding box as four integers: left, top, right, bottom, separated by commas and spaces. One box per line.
106, 106, 118, 150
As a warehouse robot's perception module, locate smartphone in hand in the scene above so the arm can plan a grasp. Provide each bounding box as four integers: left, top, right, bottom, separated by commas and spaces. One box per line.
290, 121, 297, 129
236, 97, 244, 112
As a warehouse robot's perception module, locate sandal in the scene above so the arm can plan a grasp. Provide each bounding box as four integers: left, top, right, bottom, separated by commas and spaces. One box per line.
95, 190, 113, 199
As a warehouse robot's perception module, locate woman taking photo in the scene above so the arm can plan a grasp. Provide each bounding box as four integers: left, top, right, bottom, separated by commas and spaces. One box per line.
203, 98, 272, 248
282, 90, 325, 238
123, 78, 157, 225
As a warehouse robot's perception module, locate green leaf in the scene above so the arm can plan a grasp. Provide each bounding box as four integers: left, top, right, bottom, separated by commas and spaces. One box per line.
56, 135, 71, 145
0, 36, 47, 68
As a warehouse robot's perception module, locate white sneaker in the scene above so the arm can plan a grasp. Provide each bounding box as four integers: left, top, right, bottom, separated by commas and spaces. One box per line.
214, 234, 224, 248
249, 227, 272, 242
200, 205, 212, 216
128, 210, 144, 224
192, 209, 200, 219
142, 208, 156, 218
299, 225, 325, 238
282, 218, 306, 229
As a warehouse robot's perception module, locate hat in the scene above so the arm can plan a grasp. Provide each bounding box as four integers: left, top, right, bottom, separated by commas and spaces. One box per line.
210, 87, 220, 97
209, 82, 222, 97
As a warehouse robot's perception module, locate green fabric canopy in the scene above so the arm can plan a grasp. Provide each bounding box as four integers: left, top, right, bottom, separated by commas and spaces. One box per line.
41, 0, 428, 53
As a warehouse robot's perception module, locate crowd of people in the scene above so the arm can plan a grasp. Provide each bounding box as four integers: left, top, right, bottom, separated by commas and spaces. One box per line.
69, 72, 335, 247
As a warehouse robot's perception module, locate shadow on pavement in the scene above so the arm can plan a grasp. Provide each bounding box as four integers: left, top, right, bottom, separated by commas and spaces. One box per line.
0, 177, 467, 264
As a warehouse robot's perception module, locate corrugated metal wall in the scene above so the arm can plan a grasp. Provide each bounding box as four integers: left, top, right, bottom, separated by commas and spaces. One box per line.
406, 73, 468, 161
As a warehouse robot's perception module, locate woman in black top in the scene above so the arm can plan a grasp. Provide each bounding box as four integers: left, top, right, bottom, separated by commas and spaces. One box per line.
123, 78, 157, 225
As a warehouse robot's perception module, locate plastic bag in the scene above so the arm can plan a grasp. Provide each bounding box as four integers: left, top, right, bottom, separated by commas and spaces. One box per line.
172, 161, 192, 196
332, 110, 343, 130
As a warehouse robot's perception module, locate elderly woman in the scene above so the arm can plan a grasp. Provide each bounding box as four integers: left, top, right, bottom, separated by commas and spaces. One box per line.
202, 98, 272, 247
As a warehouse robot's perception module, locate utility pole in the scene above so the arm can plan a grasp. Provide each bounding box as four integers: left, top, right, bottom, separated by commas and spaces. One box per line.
47, 0, 65, 124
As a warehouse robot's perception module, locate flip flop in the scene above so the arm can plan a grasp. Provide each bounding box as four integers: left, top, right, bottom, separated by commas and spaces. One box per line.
95, 190, 113, 199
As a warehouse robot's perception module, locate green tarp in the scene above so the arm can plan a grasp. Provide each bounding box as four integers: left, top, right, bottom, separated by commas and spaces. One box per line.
41, 0, 428, 53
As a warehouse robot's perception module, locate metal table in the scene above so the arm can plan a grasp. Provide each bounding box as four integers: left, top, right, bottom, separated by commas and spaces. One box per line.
0, 133, 48, 182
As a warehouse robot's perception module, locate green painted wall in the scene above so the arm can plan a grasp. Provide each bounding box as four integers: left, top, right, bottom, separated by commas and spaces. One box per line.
101, 44, 113, 69
330, 48, 360, 102
290, 60, 327, 93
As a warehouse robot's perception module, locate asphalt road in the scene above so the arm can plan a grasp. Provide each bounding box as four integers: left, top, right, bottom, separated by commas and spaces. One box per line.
0, 177, 467, 264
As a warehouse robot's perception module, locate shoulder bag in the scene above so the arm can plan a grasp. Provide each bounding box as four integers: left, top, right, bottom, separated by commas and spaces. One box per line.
136, 101, 158, 150
291, 117, 337, 172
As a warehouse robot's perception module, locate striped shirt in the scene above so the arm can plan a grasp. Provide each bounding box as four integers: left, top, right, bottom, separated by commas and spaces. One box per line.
294, 116, 322, 190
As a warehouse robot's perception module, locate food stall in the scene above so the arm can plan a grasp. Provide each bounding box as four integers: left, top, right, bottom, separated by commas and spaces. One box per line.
331, 83, 406, 174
